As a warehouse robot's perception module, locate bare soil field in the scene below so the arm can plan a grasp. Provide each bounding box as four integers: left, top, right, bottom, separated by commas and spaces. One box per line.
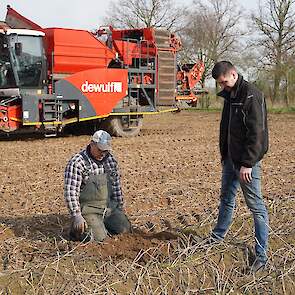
0, 111, 294, 294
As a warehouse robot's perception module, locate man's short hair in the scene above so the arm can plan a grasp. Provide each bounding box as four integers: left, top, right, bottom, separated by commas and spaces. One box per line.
212, 61, 236, 80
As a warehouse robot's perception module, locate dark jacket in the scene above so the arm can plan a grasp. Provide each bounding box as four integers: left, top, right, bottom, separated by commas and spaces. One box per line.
218, 74, 268, 168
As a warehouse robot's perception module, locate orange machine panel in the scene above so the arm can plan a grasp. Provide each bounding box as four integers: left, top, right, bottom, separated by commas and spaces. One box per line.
64, 68, 128, 116
44, 28, 116, 75
0, 105, 22, 131
112, 40, 139, 66
113, 40, 157, 66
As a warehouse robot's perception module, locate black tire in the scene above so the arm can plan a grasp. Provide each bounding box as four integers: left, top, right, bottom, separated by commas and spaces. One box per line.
101, 115, 143, 137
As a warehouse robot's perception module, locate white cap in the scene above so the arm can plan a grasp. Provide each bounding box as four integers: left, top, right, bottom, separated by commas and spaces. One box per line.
91, 130, 112, 151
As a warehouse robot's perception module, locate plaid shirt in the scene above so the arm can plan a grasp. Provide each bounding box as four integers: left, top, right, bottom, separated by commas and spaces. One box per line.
64, 145, 124, 216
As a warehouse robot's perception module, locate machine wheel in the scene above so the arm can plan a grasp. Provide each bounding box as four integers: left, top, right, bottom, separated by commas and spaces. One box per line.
102, 115, 143, 137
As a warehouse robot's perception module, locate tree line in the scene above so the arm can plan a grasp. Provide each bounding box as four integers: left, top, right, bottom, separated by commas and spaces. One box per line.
104, 0, 295, 107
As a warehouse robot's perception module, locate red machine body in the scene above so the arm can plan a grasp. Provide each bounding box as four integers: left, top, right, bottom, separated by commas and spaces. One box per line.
64, 68, 128, 116
176, 61, 207, 105
0, 6, 179, 136
0, 104, 21, 131
44, 28, 116, 75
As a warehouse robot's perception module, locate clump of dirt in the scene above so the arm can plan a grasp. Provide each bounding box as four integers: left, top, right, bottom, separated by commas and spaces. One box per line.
77, 230, 178, 260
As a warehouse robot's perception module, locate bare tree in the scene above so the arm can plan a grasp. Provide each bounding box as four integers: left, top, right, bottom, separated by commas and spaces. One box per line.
281, 55, 295, 105
181, 0, 244, 87
104, 0, 186, 31
252, 0, 295, 103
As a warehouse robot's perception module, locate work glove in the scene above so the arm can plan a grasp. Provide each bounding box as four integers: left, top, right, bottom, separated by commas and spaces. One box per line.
72, 213, 87, 234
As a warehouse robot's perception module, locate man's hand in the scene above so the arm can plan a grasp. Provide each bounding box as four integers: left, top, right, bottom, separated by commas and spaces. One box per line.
240, 166, 252, 183
72, 213, 87, 234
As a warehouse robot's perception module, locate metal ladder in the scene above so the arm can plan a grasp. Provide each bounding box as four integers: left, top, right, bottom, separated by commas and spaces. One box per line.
41, 99, 62, 136
154, 29, 176, 105
122, 87, 141, 129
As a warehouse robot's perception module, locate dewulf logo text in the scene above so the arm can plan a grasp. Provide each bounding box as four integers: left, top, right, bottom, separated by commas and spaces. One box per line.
81, 81, 122, 93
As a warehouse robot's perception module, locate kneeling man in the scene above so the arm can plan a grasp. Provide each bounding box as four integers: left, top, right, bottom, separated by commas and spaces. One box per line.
64, 130, 131, 242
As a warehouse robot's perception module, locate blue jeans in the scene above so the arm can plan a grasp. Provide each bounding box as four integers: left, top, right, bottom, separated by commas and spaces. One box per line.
212, 158, 269, 263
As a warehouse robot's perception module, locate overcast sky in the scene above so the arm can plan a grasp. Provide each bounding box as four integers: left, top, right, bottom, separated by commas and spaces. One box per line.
0, 0, 258, 30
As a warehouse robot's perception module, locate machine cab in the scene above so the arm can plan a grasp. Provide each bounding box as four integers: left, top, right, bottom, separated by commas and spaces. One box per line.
0, 29, 46, 97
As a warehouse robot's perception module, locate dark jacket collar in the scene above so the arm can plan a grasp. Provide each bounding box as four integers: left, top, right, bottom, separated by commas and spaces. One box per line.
217, 74, 244, 101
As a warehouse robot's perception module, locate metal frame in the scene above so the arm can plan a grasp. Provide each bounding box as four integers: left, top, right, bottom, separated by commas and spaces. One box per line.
125, 38, 157, 112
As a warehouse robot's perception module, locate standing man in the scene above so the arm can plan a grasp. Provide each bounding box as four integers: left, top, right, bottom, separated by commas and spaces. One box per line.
64, 130, 131, 242
210, 61, 269, 272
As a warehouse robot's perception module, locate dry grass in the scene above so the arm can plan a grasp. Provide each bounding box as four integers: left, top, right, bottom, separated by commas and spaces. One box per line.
1, 212, 295, 294
0, 111, 294, 294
